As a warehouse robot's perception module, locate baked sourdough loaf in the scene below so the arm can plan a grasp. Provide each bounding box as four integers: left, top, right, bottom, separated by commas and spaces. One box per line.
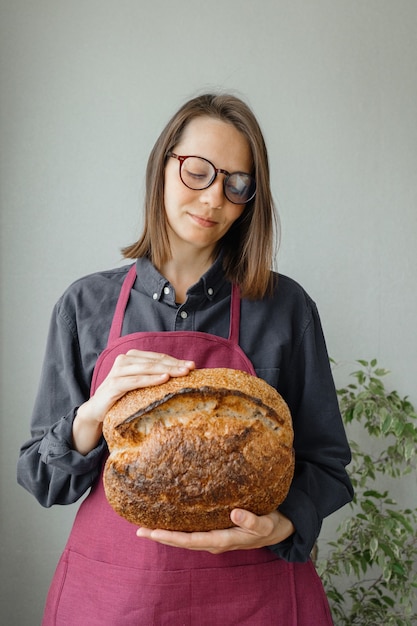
102, 368, 294, 531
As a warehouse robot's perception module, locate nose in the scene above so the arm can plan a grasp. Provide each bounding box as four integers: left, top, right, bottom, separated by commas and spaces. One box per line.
198, 176, 225, 207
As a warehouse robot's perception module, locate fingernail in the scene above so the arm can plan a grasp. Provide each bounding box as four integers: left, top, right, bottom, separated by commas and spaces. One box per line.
234, 510, 244, 524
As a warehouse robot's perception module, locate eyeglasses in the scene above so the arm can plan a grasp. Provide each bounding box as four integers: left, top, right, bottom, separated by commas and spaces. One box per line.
168, 152, 256, 205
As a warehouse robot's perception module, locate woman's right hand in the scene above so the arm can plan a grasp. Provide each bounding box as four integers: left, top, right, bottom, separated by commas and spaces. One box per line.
72, 350, 195, 455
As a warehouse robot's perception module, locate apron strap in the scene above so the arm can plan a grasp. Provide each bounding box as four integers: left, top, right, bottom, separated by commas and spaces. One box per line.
107, 263, 241, 347
228, 283, 241, 345
107, 263, 137, 345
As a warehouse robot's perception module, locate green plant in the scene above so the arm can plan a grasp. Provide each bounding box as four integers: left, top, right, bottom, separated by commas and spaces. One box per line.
317, 360, 417, 625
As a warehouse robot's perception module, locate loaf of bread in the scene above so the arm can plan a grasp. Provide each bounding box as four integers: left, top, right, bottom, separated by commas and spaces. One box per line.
102, 368, 294, 531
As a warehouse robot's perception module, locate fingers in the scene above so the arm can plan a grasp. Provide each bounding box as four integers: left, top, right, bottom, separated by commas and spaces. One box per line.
116, 350, 195, 379
89, 351, 195, 422
107, 351, 194, 388
136, 526, 235, 554
135, 510, 283, 554
230, 509, 275, 536
104, 351, 194, 395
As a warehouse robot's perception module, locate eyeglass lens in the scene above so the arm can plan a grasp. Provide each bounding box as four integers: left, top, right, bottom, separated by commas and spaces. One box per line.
180, 156, 256, 204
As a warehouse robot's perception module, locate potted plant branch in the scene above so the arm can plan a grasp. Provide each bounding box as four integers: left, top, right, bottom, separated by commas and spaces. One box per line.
317, 360, 417, 625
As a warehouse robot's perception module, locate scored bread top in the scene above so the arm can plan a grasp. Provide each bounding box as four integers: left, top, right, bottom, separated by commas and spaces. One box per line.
102, 367, 295, 530
103, 368, 292, 445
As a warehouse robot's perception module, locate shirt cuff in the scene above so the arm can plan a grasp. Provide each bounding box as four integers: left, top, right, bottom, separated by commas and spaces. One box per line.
38, 409, 107, 475
268, 486, 321, 562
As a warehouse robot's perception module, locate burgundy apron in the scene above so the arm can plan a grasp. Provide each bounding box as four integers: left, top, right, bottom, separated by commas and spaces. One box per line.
43, 265, 333, 626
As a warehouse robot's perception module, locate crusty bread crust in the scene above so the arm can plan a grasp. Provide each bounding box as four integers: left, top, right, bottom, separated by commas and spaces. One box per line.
103, 368, 294, 531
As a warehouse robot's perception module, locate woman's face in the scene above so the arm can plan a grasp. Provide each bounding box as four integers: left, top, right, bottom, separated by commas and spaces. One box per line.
163, 116, 252, 258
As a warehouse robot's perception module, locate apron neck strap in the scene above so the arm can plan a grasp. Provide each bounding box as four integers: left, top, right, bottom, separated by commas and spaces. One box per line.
107, 264, 137, 345
228, 283, 241, 345
107, 263, 241, 346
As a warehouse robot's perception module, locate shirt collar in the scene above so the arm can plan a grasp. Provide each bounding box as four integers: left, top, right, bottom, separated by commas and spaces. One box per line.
134, 254, 227, 303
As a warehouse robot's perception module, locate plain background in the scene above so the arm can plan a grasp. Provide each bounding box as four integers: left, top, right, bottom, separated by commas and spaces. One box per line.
1, 1, 416, 623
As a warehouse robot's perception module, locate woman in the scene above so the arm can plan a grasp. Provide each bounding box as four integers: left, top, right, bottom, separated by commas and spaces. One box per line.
18, 93, 353, 625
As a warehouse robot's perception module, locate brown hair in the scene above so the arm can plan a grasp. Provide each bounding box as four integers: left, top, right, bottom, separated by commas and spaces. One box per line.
122, 93, 279, 300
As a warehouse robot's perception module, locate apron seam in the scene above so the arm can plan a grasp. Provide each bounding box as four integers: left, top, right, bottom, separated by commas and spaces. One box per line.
289, 561, 298, 626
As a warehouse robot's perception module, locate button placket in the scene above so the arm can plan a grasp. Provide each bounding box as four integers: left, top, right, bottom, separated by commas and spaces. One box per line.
175, 304, 193, 330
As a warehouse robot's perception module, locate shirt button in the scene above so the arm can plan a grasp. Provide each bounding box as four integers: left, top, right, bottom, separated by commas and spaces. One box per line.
180, 311, 188, 319
207, 287, 214, 296
163, 287, 170, 295
152, 292, 158, 300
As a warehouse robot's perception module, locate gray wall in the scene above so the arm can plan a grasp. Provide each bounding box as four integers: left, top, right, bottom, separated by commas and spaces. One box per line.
1, 1, 416, 623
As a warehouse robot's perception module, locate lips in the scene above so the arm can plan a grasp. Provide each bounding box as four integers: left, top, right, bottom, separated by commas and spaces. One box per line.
188, 213, 218, 227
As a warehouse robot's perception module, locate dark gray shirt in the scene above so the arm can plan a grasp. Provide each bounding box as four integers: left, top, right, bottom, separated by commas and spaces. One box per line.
17, 256, 353, 562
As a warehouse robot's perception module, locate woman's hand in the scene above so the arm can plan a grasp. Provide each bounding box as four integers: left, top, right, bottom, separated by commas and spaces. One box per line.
136, 509, 295, 554
72, 350, 195, 454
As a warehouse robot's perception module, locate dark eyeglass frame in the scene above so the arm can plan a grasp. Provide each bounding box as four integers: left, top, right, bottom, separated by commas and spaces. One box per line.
168, 152, 256, 205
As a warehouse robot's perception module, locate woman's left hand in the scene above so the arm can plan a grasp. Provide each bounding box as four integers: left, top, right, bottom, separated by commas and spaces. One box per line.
136, 509, 295, 553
